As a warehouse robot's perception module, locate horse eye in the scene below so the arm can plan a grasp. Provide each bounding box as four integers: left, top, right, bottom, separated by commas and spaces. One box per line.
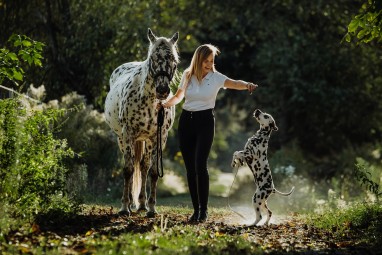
264, 115, 269, 119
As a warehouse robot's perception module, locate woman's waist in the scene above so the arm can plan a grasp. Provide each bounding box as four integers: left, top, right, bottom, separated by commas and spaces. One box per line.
181, 108, 214, 117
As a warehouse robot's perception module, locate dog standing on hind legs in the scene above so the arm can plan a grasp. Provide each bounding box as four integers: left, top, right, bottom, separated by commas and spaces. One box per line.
231, 109, 294, 226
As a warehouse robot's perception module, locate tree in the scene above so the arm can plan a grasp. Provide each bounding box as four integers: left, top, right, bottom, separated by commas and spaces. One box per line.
0, 34, 44, 86
344, 0, 382, 44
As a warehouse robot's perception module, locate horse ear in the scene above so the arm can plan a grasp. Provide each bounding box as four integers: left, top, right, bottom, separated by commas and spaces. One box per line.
170, 32, 179, 44
148, 28, 157, 43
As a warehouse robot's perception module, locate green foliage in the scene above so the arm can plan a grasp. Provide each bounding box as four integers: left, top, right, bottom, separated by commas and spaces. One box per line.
0, 34, 79, 235
91, 225, 256, 255
309, 203, 382, 245
0, 34, 44, 85
345, 0, 382, 44
0, 98, 79, 228
354, 160, 382, 199
52, 92, 122, 197
1, 1, 382, 196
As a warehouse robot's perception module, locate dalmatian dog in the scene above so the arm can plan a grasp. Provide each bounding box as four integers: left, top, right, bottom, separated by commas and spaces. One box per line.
231, 109, 294, 226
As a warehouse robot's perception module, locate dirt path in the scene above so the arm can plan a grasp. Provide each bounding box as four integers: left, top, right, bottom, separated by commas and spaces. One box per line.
3, 206, 377, 255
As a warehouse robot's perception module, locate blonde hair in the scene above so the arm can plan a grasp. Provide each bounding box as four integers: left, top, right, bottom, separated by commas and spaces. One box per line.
184, 44, 220, 85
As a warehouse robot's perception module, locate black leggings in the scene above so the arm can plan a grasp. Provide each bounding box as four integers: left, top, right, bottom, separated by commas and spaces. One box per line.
178, 109, 215, 212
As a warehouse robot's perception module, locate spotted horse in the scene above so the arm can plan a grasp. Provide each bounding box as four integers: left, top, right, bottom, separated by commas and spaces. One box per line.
104, 28, 179, 217
231, 109, 295, 226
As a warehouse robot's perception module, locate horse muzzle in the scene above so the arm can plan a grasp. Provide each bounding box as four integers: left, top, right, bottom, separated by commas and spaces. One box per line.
156, 86, 170, 100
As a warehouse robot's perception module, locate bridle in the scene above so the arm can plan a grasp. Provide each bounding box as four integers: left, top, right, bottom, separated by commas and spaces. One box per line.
153, 70, 173, 81
149, 53, 178, 178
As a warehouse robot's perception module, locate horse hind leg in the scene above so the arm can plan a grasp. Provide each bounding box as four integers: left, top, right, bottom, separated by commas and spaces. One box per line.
120, 163, 134, 215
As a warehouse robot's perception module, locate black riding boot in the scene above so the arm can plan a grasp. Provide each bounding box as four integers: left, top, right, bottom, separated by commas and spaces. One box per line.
197, 173, 209, 222
187, 172, 199, 222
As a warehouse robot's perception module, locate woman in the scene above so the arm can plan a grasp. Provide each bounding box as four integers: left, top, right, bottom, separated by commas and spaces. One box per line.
160, 44, 258, 222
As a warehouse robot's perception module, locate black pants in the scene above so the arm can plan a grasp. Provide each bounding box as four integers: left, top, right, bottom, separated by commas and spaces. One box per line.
178, 109, 215, 212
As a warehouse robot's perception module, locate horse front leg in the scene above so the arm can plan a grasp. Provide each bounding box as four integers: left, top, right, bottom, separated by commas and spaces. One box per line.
120, 147, 134, 216
147, 151, 159, 218
137, 151, 151, 212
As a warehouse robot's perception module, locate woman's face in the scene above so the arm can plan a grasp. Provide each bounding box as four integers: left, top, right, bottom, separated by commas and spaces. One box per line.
202, 53, 214, 76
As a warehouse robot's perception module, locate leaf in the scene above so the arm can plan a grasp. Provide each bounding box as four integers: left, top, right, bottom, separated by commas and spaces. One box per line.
215, 231, 225, 237
30, 223, 40, 234
13, 39, 22, 47
345, 33, 351, 43
22, 40, 32, 47
357, 29, 368, 39
348, 19, 360, 33
13, 70, 23, 81
7, 52, 18, 61
19, 246, 31, 254
85, 230, 93, 236
34, 58, 42, 67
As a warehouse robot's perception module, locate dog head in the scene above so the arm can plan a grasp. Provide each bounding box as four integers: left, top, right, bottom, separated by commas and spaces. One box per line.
253, 109, 278, 131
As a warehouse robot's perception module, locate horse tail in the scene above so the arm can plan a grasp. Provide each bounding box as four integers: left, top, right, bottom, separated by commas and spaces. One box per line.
132, 140, 145, 207
273, 186, 295, 196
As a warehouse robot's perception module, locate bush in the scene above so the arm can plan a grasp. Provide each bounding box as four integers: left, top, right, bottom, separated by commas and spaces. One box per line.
52, 92, 122, 198
309, 202, 382, 246
0, 97, 79, 234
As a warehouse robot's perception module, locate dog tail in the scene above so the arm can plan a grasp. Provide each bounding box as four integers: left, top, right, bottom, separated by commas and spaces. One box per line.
273, 186, 295, 196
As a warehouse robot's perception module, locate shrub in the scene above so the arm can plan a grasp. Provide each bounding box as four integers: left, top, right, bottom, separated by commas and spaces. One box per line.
0, 97, 79, 234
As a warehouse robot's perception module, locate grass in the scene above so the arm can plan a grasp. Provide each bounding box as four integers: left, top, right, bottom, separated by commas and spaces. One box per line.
2, 194, 382, 255
307, 202, 382, 246
1, 200, 260, 255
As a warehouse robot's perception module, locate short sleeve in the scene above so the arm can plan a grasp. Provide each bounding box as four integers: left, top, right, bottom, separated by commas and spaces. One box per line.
214, 71, 228, 89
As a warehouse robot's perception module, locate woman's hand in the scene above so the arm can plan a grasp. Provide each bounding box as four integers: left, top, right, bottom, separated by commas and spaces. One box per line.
156, 102, 164, 110
247, 83, 258, 94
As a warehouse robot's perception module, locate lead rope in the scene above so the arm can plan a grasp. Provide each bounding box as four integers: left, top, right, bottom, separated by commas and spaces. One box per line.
156, 106, 165, 178
227, 165, 247, 221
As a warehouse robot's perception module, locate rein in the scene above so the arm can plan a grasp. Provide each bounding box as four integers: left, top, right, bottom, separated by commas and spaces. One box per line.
156, 106, 165, 178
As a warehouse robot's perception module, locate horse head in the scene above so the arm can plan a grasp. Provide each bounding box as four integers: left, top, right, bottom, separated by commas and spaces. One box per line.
147, 28, 179, 100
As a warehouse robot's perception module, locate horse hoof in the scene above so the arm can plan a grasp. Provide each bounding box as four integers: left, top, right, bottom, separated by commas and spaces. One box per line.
146, 211, 157, 218
118, 210, 131, 216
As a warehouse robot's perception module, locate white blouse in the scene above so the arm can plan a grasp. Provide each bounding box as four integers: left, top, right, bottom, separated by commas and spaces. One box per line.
180, 71, 227, 111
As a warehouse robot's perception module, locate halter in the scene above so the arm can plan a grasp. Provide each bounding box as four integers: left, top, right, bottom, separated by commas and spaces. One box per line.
149, 48, 177, 178
153, 70, 173, 81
